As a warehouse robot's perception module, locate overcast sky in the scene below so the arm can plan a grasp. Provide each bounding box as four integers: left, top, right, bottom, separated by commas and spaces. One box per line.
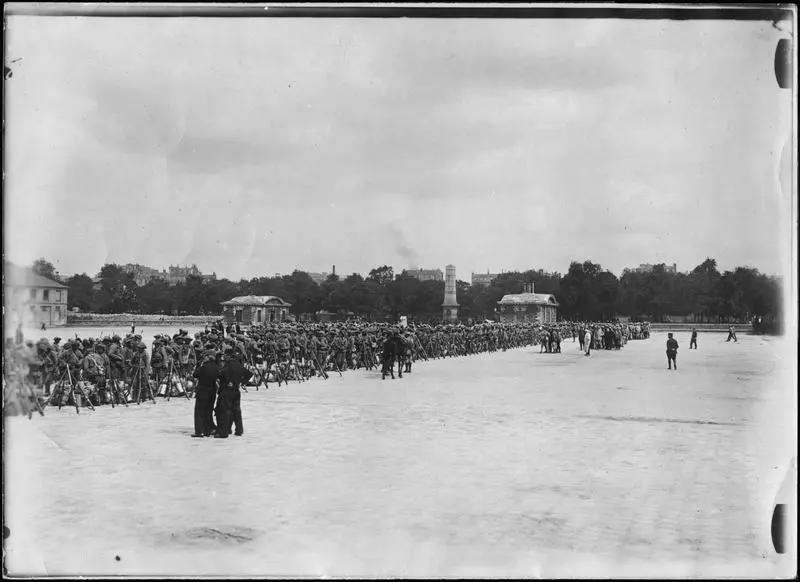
4, 15, 794, 281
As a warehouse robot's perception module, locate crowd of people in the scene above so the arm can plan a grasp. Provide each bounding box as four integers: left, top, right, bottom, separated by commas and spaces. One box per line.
2, 319, 651, 423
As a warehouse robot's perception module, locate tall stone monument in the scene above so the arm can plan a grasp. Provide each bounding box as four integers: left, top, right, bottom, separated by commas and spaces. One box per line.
442, 264, 459, 322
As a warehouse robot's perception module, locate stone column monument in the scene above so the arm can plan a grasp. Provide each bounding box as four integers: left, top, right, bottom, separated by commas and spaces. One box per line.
442, 264, 459, 322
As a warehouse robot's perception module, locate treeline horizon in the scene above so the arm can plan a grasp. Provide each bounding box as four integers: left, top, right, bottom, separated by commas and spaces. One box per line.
18, 257, 783, 327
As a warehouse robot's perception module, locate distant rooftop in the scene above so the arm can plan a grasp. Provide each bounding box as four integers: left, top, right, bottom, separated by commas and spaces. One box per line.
497, 292, 559, 306
220, 295, 292, 307
4, 264, 67, 289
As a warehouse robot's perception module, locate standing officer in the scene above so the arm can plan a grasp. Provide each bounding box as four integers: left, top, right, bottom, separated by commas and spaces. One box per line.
192, 349, 220, 437
666, 332, 679, 370
215, 349, 253, 438
689, 328, 698, 350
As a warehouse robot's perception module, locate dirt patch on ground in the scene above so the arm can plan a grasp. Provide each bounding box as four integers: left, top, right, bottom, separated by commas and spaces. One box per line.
167, 526, 261, 545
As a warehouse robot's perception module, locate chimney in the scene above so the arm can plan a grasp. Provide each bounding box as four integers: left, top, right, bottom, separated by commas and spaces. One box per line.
332, 265, 336, 276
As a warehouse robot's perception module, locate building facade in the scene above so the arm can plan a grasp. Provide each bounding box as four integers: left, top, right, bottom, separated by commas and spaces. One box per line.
120, 263, 216, 286
121, 263, 165, 287
402, 268, 444, 282
306, 272, 330, 285
471, 271, 499, 286
4, 266, 69, 328
221, 295, 292, 325
497, 283, 558, 324
630, 263, 678, 274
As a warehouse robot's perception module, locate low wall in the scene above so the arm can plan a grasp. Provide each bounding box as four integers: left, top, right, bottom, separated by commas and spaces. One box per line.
650, 323, 749, 333
66, 313, 221, 327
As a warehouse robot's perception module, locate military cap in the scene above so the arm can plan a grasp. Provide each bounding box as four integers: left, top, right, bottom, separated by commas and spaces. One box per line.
136, 341, 146, 349
53, 337, 61, 342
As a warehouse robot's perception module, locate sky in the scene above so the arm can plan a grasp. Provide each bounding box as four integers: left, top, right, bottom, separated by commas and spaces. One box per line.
4, 14, 795, 281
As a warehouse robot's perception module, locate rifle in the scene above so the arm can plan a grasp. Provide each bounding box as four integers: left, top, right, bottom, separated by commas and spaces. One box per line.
248, 354, 267, 390
287, 353, 304, 383
329, 353, 343, 377
413, 337, 429, 361
312, 353, 329, 379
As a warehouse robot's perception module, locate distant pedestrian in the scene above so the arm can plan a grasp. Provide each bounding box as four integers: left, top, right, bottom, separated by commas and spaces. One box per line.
726, 325, 737, 343
131, 323, 136, 334
666, 333, 679, 370
40, 322, 46, 331
584, 329, 591, 356
689, 328, 698, 350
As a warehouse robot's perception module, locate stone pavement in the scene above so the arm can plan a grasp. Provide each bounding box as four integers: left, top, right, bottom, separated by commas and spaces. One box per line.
4, 332, 796, 577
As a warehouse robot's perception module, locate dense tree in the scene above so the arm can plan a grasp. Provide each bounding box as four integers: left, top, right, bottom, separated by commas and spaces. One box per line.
136, 279, 174, 314
65, 273, 94, 311
367, 265, 394, 286
558, 261, 617, 320
44, 258, 781, 330
32, 258, 58, 281
95, 264, 139, 313
282, 271, 323, 316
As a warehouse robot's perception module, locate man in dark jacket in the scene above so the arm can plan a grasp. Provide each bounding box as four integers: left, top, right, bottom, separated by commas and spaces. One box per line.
666, 333, 679, 370
215, 350, 253, 438
192, 350, 220, 437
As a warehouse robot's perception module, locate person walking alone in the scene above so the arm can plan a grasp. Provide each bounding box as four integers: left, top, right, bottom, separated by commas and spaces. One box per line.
666, 333, 679, 370
689, 328, 698, 350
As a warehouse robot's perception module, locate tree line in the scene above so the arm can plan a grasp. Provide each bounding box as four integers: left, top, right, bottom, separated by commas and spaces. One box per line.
24, 257, 782, 328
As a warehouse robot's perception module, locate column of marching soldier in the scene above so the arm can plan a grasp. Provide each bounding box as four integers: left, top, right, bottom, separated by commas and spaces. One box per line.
2, 320, 651, 421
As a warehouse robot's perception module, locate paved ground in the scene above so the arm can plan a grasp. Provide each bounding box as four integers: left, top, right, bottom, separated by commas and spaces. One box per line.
4, 332, 796, 578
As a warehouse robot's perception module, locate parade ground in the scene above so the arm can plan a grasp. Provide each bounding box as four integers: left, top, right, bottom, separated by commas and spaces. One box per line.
4, 332, 795, 578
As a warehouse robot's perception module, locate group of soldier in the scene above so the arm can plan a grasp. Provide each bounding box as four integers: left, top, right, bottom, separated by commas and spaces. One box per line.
2, 319, 651, 420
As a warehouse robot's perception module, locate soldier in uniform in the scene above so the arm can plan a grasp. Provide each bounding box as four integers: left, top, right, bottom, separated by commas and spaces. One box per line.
51, 337, 62, 359
36, 339, 58, 396
58, 341, 82, 385
107, 335, 126, 383
307, 331, 320, 375
130, 341, 151, 402
666, 332, 679, 370
150, 337, 166, 391
332, 332, 347, 372
317, 331, 330, 372
402, 331, 414, 373
83, 343, 110, 404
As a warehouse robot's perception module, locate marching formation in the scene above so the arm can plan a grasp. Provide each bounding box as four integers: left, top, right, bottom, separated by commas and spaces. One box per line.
3, 319, 651, 419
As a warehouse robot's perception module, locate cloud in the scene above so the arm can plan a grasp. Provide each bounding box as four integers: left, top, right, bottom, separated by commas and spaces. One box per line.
3, 16, 792, 280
